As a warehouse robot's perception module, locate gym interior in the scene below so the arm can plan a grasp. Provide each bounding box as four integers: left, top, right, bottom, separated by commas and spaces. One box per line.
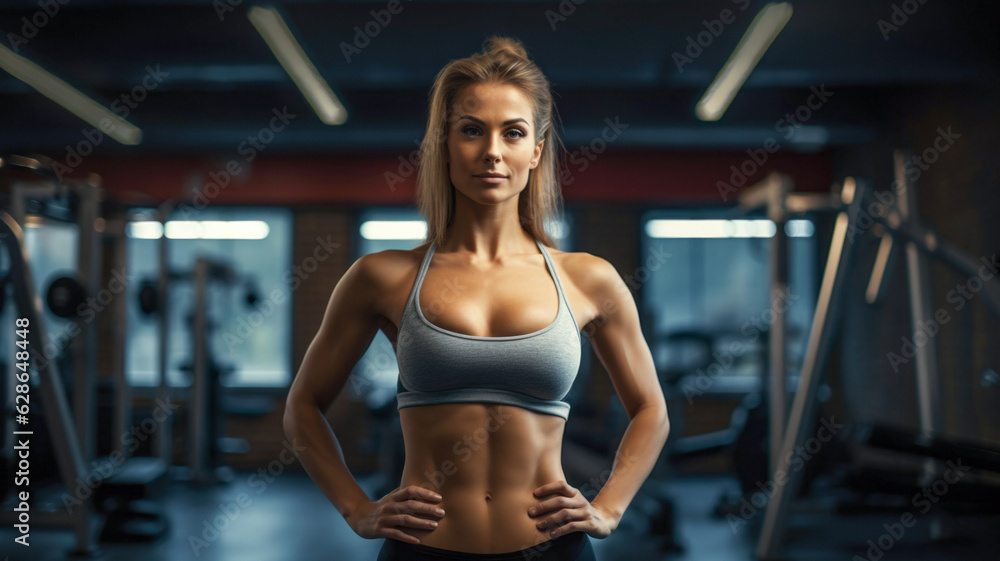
1, 1, 998, 560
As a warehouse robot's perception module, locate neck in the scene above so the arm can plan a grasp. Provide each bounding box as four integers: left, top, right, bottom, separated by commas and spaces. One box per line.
439, 191, 537, 262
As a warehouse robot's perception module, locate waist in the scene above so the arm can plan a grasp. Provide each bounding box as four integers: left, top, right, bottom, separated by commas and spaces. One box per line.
397, 473, 568, 553
398, 403, 567, 552
383, 531, 590, 560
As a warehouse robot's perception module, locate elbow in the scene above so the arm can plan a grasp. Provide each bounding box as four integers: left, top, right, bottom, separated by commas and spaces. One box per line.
653, 402, 670, 442
632, 402, 670, 443
282, 405, 296, 442
283, 392, 329, 442
282, 394, 305, 441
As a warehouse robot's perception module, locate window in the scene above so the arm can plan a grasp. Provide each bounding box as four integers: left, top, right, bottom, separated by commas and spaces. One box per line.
125, 206, 293, 388
641, 209, 817, 392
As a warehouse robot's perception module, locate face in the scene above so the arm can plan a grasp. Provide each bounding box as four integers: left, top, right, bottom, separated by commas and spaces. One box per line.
444, 82, 544, 206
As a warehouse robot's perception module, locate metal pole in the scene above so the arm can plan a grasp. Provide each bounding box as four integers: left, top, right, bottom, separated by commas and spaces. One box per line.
155, 202, 173, 464
765, 174, 792, 475
739, 172, 795, 475
110, 216, 130, 457
894, 150, 946, 543
756, 178, 866, 560
190, 257, 209, 482
74, 177, 103, 464
894, 149, 945, 448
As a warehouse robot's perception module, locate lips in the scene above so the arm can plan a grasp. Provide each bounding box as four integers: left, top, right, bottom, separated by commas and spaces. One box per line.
474, 173, 508, 178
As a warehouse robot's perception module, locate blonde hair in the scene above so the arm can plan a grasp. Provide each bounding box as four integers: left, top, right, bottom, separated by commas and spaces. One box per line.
416, 35, 566, 248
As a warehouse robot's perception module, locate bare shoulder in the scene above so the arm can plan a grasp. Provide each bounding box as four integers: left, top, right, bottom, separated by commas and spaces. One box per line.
346, 242, 432, 300
355, 243, 428, 279
546, 247, 623, 298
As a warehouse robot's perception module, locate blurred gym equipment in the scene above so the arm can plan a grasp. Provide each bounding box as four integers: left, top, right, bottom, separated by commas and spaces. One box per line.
137, 254, 259, 484
5, 154, 103, 464
0, 209, 97, 555
656, 175, 850, 519
752, 152, 1000, 560
0, 154, 170, 548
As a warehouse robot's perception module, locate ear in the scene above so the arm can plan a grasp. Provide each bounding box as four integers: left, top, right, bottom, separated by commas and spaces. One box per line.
530, 138, 545, 169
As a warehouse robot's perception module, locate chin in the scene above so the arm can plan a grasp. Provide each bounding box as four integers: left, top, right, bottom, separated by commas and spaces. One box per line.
456, 184, 517, 202
469, 193, 509, 205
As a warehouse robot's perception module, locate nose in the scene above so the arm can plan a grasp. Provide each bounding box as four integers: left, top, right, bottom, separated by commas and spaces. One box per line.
483, 131, 502, 163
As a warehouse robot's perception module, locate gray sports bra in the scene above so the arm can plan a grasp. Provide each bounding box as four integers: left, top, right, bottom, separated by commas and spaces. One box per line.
395, 238, 582, 420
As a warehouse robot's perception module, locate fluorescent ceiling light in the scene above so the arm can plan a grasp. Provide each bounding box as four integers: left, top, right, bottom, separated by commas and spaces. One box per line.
645, 219, 813, 238
0, 43, 142, 145
696, 2, 793, 122
358, 218, 568, 241
784, 219, 814, 237
360, 220, 428, 240
248, 6, 347, 125
127, 220, 270, 240
128, 221, 164, 239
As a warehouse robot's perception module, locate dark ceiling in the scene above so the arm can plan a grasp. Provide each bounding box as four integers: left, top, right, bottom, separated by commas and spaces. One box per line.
0, 0, 996, 154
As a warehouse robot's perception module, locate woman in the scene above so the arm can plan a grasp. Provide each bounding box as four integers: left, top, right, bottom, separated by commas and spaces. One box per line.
283, 36, 669, 560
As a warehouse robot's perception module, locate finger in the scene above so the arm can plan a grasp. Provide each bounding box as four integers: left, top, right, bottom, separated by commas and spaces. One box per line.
535, 480, 578, 498
547, 521, 580, 538
529, 494, 586, 518
385, 528, 421, 544
383, 514, 434, 530
547, 511, 590, 536
537, 506, 586, 530
400, 485, 443, 503
403, 499, 446, 519
394, 514, 438, 530
535, 481, 566, 495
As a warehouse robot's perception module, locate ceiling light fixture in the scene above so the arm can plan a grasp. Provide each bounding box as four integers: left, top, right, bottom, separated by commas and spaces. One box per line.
0, 43, 142, 145
248, 5, 347, 125
696, 2, 793, 122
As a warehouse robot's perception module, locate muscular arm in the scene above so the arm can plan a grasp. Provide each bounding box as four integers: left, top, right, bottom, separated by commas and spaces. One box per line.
579, 256, 670, 524
283, 253, 386, 521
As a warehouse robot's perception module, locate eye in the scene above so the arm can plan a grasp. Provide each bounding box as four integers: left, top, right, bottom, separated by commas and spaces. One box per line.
460, 126, 527, 139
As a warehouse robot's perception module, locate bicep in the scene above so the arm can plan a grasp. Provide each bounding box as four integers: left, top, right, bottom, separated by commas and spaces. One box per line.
287, 255, 383, 412
585, 259, 666, 420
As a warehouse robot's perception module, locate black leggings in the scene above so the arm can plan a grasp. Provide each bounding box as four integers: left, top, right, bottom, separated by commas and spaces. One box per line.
376, 531, 596, 561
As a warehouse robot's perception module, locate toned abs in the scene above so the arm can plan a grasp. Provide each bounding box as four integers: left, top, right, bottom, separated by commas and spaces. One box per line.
399, 404, 567, 552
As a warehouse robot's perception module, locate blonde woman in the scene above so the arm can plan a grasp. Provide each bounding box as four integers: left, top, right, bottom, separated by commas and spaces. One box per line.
284, 36, 669, 561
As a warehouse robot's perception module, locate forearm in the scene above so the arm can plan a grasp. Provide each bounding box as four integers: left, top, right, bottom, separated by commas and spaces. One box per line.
283, 399, 372, 521
591, 406, 669, 522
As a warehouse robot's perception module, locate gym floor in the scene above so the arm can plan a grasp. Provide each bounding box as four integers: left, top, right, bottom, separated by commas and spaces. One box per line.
19, 472, 1000, 561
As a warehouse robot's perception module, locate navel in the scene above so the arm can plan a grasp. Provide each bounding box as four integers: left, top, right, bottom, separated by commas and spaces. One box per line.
485, 491, 492, 502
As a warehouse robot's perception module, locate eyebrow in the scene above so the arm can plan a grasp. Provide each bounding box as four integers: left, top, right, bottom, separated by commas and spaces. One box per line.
457, 115, 529, 127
